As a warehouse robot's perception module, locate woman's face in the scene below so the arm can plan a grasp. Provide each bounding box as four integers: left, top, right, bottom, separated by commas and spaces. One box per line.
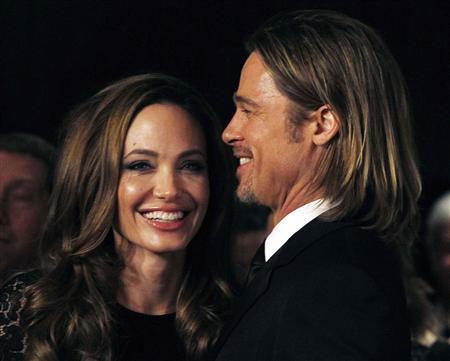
115, 103, 209, 256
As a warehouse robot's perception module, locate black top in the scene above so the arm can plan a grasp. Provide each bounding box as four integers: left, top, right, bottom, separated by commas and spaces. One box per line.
0, 272, 185, 361
116, 304, 184, 361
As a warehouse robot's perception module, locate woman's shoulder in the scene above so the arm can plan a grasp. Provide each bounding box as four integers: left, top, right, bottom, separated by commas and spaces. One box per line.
0, 271, 39, 359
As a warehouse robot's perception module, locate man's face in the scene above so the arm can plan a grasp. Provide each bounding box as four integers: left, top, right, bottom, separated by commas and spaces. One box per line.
0, 151, 49, 279
222, 52, 320, 215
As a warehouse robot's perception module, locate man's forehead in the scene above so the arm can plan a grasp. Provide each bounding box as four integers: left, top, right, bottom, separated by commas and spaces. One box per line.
0, 151, 48, 188
237, 52, 284, 105
0, 150, 46, 168
241, 52, 267, 77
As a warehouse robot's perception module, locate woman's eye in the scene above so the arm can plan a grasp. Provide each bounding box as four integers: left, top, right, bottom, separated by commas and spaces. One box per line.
125, 161, 154, 171
180, 160, 206, 173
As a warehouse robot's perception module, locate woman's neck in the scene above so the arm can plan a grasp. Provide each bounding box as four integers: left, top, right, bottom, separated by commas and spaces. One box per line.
116, 244, 186, 315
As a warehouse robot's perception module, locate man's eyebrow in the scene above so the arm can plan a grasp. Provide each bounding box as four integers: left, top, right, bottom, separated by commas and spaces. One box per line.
6, 179, 36, 189
4, 179, 39, 194
232, 93, 260, 108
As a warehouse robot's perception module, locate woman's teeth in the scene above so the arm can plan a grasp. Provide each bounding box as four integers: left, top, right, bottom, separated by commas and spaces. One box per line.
142, 211, 185, 221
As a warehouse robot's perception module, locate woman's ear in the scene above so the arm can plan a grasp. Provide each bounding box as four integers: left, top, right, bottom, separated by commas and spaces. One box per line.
311, 105, 340, 146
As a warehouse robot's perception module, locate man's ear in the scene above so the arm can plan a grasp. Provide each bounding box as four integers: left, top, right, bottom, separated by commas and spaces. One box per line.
311, 105, 340, 146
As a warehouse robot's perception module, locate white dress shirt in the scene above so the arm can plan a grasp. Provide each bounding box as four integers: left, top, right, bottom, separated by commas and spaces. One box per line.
264, 199, 333, 261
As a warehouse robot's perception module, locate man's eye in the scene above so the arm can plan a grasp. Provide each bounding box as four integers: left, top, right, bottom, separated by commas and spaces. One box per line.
11, 193, 34, 202
180, 161, 206, 173
6, 191, 36, 206
125, 161, 154, 171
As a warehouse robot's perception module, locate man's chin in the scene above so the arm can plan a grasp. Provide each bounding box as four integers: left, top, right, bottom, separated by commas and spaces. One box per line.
236, 184, 259, 204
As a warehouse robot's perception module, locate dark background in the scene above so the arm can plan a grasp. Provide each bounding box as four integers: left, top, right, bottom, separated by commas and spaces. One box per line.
1, 0, 449, 226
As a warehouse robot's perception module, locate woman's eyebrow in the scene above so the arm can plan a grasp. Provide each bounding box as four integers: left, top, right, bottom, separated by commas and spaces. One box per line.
123, 148, 206, 160
123, 149, 158, 159
178, 149, 206, 158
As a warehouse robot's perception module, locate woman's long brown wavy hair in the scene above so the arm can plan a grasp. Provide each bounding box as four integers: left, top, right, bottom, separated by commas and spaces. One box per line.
22, 74, 234, 361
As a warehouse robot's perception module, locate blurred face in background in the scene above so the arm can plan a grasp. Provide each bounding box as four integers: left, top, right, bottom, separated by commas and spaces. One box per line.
0, 151, 49, 282
431, 221, 450, 299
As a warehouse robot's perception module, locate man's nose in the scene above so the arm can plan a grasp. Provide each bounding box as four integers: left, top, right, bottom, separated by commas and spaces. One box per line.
222, 112, 244, 145
0, 197, 10, 225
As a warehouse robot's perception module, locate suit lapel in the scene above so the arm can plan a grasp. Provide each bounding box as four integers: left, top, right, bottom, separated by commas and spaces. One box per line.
214, 260, 273, 355
271, 218, 350, 268
214, 219, 351, 356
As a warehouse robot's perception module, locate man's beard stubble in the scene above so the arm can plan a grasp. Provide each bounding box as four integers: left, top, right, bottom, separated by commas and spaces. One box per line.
236, 175, 259, 205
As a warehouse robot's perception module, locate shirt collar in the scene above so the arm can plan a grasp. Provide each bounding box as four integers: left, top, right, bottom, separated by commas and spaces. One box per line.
264, 199, 333, 261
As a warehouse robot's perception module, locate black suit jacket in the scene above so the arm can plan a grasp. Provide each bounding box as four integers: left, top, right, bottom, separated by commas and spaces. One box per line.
214, 219, 410, 361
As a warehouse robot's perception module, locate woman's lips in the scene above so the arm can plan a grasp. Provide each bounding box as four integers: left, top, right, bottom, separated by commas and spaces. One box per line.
142, 210, 185, 221
139, 210, 189, 231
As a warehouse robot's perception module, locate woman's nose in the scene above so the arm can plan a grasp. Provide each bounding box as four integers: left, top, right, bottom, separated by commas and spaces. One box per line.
153, 170, 180, 200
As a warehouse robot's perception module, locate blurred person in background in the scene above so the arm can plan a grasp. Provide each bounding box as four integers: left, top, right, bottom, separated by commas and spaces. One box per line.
0, 132, 55, 285
427, 191, 450, 338
410, 192, 450, 361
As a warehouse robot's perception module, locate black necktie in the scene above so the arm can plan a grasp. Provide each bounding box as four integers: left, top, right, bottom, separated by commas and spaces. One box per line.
246, 243, 266, 285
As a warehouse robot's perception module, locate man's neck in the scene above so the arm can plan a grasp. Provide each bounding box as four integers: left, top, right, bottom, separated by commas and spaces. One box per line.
272, 188, 325, 226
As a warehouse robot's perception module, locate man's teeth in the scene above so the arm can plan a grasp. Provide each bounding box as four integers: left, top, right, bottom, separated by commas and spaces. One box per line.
142, 211, 185, 221
239, 157, 251, 165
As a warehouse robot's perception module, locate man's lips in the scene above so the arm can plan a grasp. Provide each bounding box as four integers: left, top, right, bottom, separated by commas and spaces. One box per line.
232, 148, 253, 167
238, 157, 252, 166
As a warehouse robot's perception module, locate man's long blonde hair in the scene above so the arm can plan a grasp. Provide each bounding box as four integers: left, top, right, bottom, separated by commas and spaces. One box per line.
247, 10, 421, 246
